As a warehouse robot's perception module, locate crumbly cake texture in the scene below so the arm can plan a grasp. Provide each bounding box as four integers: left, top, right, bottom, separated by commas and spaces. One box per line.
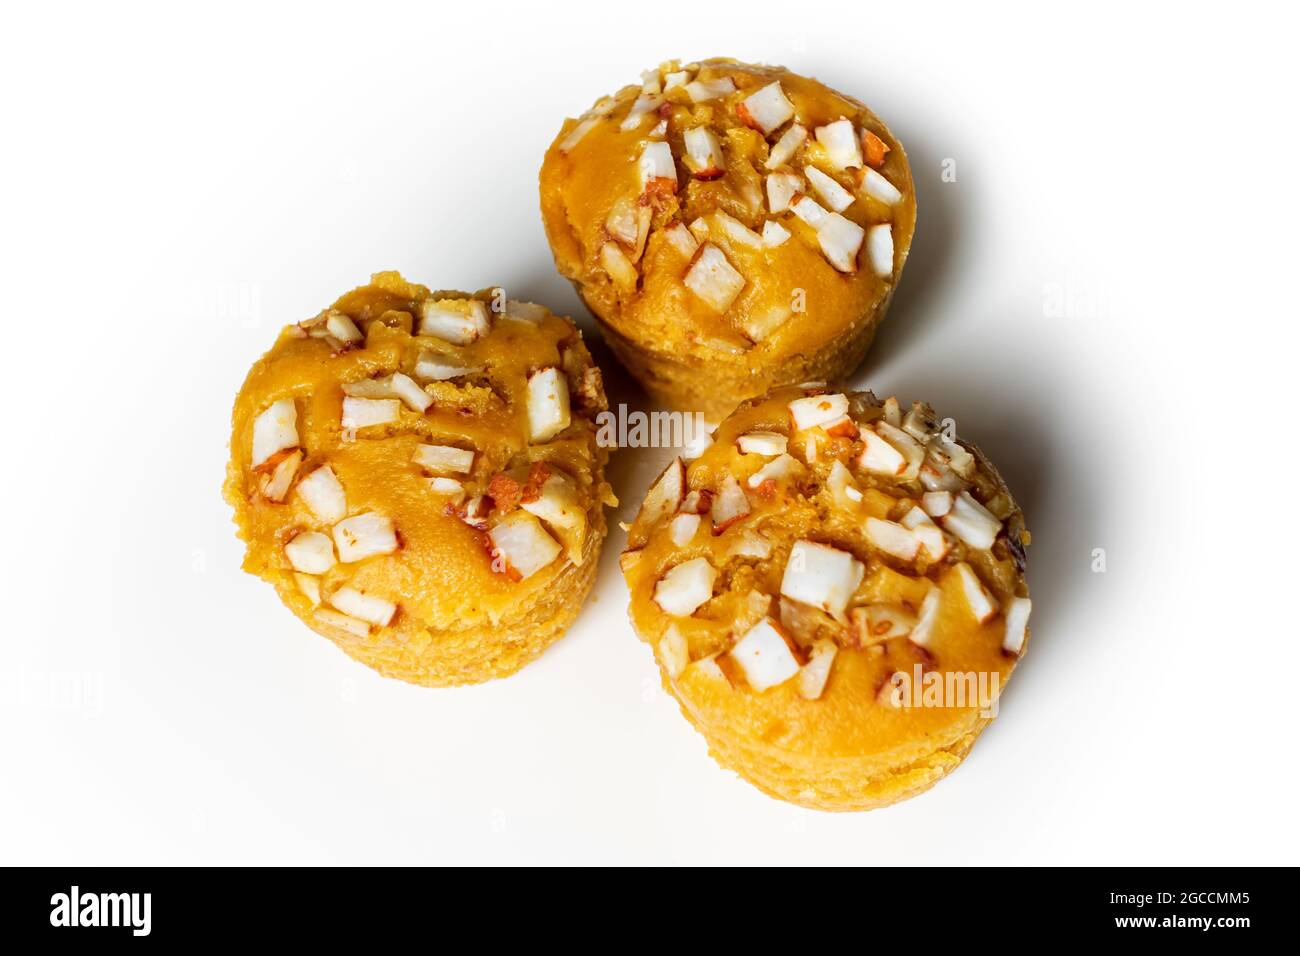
621, 386, 1031, 810
540, 58, 916, 419
225, 272, 614, 686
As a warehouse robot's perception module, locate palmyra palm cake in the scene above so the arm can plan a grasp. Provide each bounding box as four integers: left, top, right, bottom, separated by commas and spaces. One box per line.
541, 58, 916, 419
621, 386, 1031, 810
225, 272, 614, 686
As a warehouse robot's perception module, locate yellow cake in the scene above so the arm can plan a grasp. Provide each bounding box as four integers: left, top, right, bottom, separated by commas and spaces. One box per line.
225, 271, 614, 686
541, 58, 916, 419
621, 386, 1031, 810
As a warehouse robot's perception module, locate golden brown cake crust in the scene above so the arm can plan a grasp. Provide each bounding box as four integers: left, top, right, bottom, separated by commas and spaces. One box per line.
540, 58, 917, 418
225, 272, 613, 686
621, 387, 1031, 810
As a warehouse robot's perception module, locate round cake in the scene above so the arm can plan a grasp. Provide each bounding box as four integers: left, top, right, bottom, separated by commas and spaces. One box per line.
620, 386, 1031, 810
540, 58, 916, 420
224, 271, 614, 686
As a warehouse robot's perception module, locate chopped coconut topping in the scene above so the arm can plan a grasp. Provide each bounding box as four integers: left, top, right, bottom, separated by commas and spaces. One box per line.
638, 457, 686, 528
910, 586, 942, 647
488, 511, 562, 580
859, 167, 903, 206
285, 531, 335, 575
412, 444, 475, 475
761, 220, 791, 247
663, 222, 699, 257
669, 512, 701, 547
814, 118, 863, 170
332, 512, 398, 563
341, 397, 400, 429
328, 586, 396, 627
685, 76, 736, 102
765, 171, 803, 213
780, 539, 864, 622
746, 453, 803, 489
797, 639, 837, 699
684, 243, 745, 313
251, 399, 298, 469
654, 556, 717, 617
788, 392, 849, 431
805, 166, 855, 213
865, 517, 920, 561
325, 310, 363, 344
739, 82, 795, 135
659, 624, 690, 679
683, 126, 725, 179
414, 353, 482, 382
313, 608, 370, 639
765, 123, 808, 169
954, 562, 998, 623
736, 431, 788, 456
729, 618, 802, 691
1003, 597, 1032, 654
942, 491, 1002, 550
867, 223, 894, 277
710, 474, 751, 531
296, 465, 347, 523
639, 141, 678, 191
526, 367, 571, 442
418, 298, 490, 345
620, 93, 664, 131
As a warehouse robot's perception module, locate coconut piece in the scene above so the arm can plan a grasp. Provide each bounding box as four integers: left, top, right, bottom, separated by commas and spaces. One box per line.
736, 431, 788, 456
954, 562, 998, 623
341, 397, 400, 429
414, 353, 481, 382
780, 539, 864, 622
285, 531, 335, 575
797, 639, 838, 700
261, 449, 302, 502
295, 465, 346, 523
683, 126, 726, 179
659, 624, 690, 679
418, 298, 490, 345
761, 220, 791, 247
685, 76, 736, 102
805, 166, 854, 213
251, 399, 298, 468
488, 511, 563, 581
684, 243, 745, 313
313, 608, 370, 639
865, 517, 920, 561
728, 618, 803, 691
765, 171, 803, 213
910, 586, 942, 648
739, 82, 795, 135
942, 491, 1002, 551
526, 367, 571, 442
669, 512, 702, 547
710, 475, 751, 532
412, 444, 475, 475
654, 556, 717, 617
814, 118, 863, 170
332, 512, 398, 563
294, 573, 321, 607
867, 223, 894, 277
328, 586, 396, 627
637, 457, 686, 528
788, 392, 849, 431
765, 123, 808, 169
859, 166, 903, 206
1003, 597, 1032, 654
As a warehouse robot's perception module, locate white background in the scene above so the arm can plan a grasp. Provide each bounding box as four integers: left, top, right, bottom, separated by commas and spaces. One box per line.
2, 0, 1295, 865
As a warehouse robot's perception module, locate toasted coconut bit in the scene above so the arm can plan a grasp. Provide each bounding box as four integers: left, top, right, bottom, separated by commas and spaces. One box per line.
261, 448, 302, 502
854, 603, 917, 643
901, 506, 949, 560
713, 211, 764, 248
414, 353, 482, 382
710, 474, 751, 532
765, 123, 808, 169
859, 167, 903, 206
765, 171, 803, 213
251, 398, 299, 469
760, 220, 791, 248
390, 371, 433, 413
736, 431, 788, 456
637, 457, 686, 528
685, 76, 736, 102
739, 81, 795, 136
669, 512, 702, 547
325, 310, 363, 344
902, 402, 934, 441
341, 397, 400, 429
727, 528, 772, 560
654, 556, 717, 617
329, 586, 396, 627
683, 126, 726, 179
797, 639, 838, 700
684, 243, 746, 313
919, 457, 967, 493
922, 490, 954, 517
780, 539, 864, 622
805, 166, 855, 213
823, 415, 859, 439
413, 443, 475, 475
826, 459, 862, 511
428, 477, 465, 502
814, 118, 863, 170
815, 210, 866, 273
729, 618, 803, 691
456, 495, 491, 531
857, 428, 907, 476
600, 241, 639, 292
942, 491, 1002, 551
638, 141, 678, 192
557, 99, 615, 152
909, 586, 942, 648
605, 195, 641, 246
746, 453, 804, 490
313, 608, 370, 639
621, 92, 664, 131
418, 298, 490, 345
659, 624, 690, 679
526, 366, 571, 443
663, 70, 690, 90
679, 489, 710, 514
521, 473, 588, 561
294, 572, 321, 607
865, 517, 920, 561
340, 376, 396, 400
876, 421, 924, 478
954, 561, 998, 623
663, 221, 700, 258
1003, 597, 1032, 654
488, 510, 563, 581
619, 548, 643, 572
867, 223, 894, 277
882, 396, 901, 426
332, 512, 398, 563
296, 465, 347, 523
789, 392, 849, 431
285, 530, 335, 575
